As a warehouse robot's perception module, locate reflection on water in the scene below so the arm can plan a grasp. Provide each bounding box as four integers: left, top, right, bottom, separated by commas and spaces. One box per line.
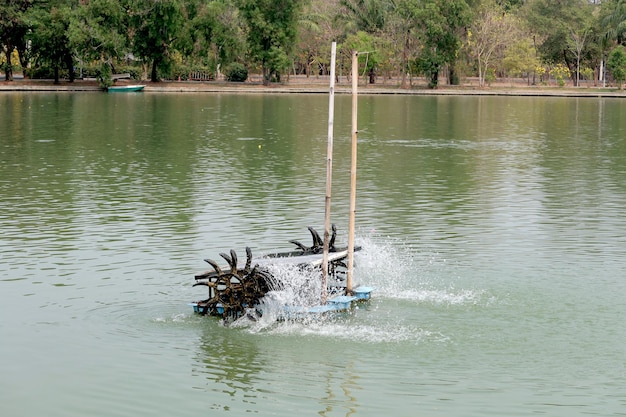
193, 320, 365, 416
2, 93, 626, 416
193, 324, 265, 411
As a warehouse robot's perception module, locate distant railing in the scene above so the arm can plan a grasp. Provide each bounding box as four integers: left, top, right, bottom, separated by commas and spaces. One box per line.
189, 71, 213, 81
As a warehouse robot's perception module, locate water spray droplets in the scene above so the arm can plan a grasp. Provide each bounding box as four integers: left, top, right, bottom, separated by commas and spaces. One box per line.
226, 233, 494, 341
356, 233, 488, 307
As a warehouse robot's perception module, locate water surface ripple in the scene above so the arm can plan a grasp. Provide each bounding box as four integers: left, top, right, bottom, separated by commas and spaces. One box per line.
1, 93, 625, 416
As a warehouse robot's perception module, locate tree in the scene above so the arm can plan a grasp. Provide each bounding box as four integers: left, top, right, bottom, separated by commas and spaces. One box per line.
566, 3, 595, 86
376, 12, 410, 85
129, 0, 184, 82
29, 4, 76, 84
68, 0, 128, 78
295, 0, 343, 78
339, 0, 391, 34
342, 30, 380, 84
607, 45, 626, 89
524, 0, 600, 86
0, 0, 35, 81
183, 0, 245, 75
467, 0, 520, 87
406, 0, 471, 88
387, 3, 418, 88
237, 0, 303, 85
502, 38, 541, 84
602, 0, 626, 45
339, 0, 418, 85
337, 0, 393, 84
597, 0, 626, 85
498, 0, 524, 11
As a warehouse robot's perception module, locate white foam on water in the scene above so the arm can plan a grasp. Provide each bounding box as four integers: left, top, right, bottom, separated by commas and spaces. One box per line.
388, 288, 484, 305
230, 298, 449, 344
152, 312, 189, 324
262, 320, 450, 344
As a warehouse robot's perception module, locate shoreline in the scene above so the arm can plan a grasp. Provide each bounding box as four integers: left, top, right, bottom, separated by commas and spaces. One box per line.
1, 77, 625, 97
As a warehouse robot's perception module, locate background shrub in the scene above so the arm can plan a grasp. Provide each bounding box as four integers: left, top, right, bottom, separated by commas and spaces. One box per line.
224, 63, 248, 82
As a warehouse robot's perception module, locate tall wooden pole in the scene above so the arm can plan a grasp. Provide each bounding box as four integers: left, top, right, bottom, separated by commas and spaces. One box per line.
347, 50, 358, 293
321, 42, 337, 303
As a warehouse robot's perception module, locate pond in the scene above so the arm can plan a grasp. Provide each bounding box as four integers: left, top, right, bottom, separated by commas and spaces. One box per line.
1, 92, 625, 416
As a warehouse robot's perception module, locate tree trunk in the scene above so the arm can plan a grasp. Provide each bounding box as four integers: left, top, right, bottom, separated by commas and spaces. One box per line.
4, 45, 13, 81
66, 53, 75, 82
401, 31, 409, 89
449, 64, 460, 85
17, 45, 29, 78
54, 66, 60, 85
262, 65, 270, 86
151, 59, 159, 82
430, 70, 439, 89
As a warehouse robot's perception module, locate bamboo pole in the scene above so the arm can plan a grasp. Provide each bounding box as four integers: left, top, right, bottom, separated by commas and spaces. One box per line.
321, 42, 337, 303
347, 50, 358, 294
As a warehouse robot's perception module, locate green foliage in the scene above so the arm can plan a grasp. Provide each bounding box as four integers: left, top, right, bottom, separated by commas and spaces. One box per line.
503, 38, 540, 79
0, 0, 34, 80
25, 64, 66, 79
415, 48, 445, 88
602, 0, 626, 44
408, 0, 471, 88
339, 0, 391, 33
525, 0, 598, 84
28, 5, 75, 84
116, 66, 142, 81
69, 0, 127, 65
3, 0, 625, 89
607, 45, 626, 89
75, 64, 141, 80
484, 67, 496, 85
342, 31, 381, 83
1, 51, 18, 73
466, 0, 523, 87
184, 0, 245, 68
237, 0, 302, 85
579, 66, 594, 84
551, 63, 571, 87
98, 61, 113, 88
130, 0, 185, 82
224, 62, 248, 81
497, 0, 523, 11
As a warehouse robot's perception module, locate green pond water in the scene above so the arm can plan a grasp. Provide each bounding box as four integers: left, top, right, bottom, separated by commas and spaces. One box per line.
1, 92, 625, 416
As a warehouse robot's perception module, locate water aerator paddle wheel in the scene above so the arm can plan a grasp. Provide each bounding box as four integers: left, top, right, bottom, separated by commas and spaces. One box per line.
193, 247, 273, 319
192, 226, 348, 319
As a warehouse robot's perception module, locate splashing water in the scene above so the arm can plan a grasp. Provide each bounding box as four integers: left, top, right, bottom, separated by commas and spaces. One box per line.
263, 263, 324, 308
354, 232, 486, 306
230, 262, 325, 328
229, 233, 489, 334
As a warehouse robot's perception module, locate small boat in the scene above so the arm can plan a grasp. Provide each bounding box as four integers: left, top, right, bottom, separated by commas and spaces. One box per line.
107, 85, 144, 92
